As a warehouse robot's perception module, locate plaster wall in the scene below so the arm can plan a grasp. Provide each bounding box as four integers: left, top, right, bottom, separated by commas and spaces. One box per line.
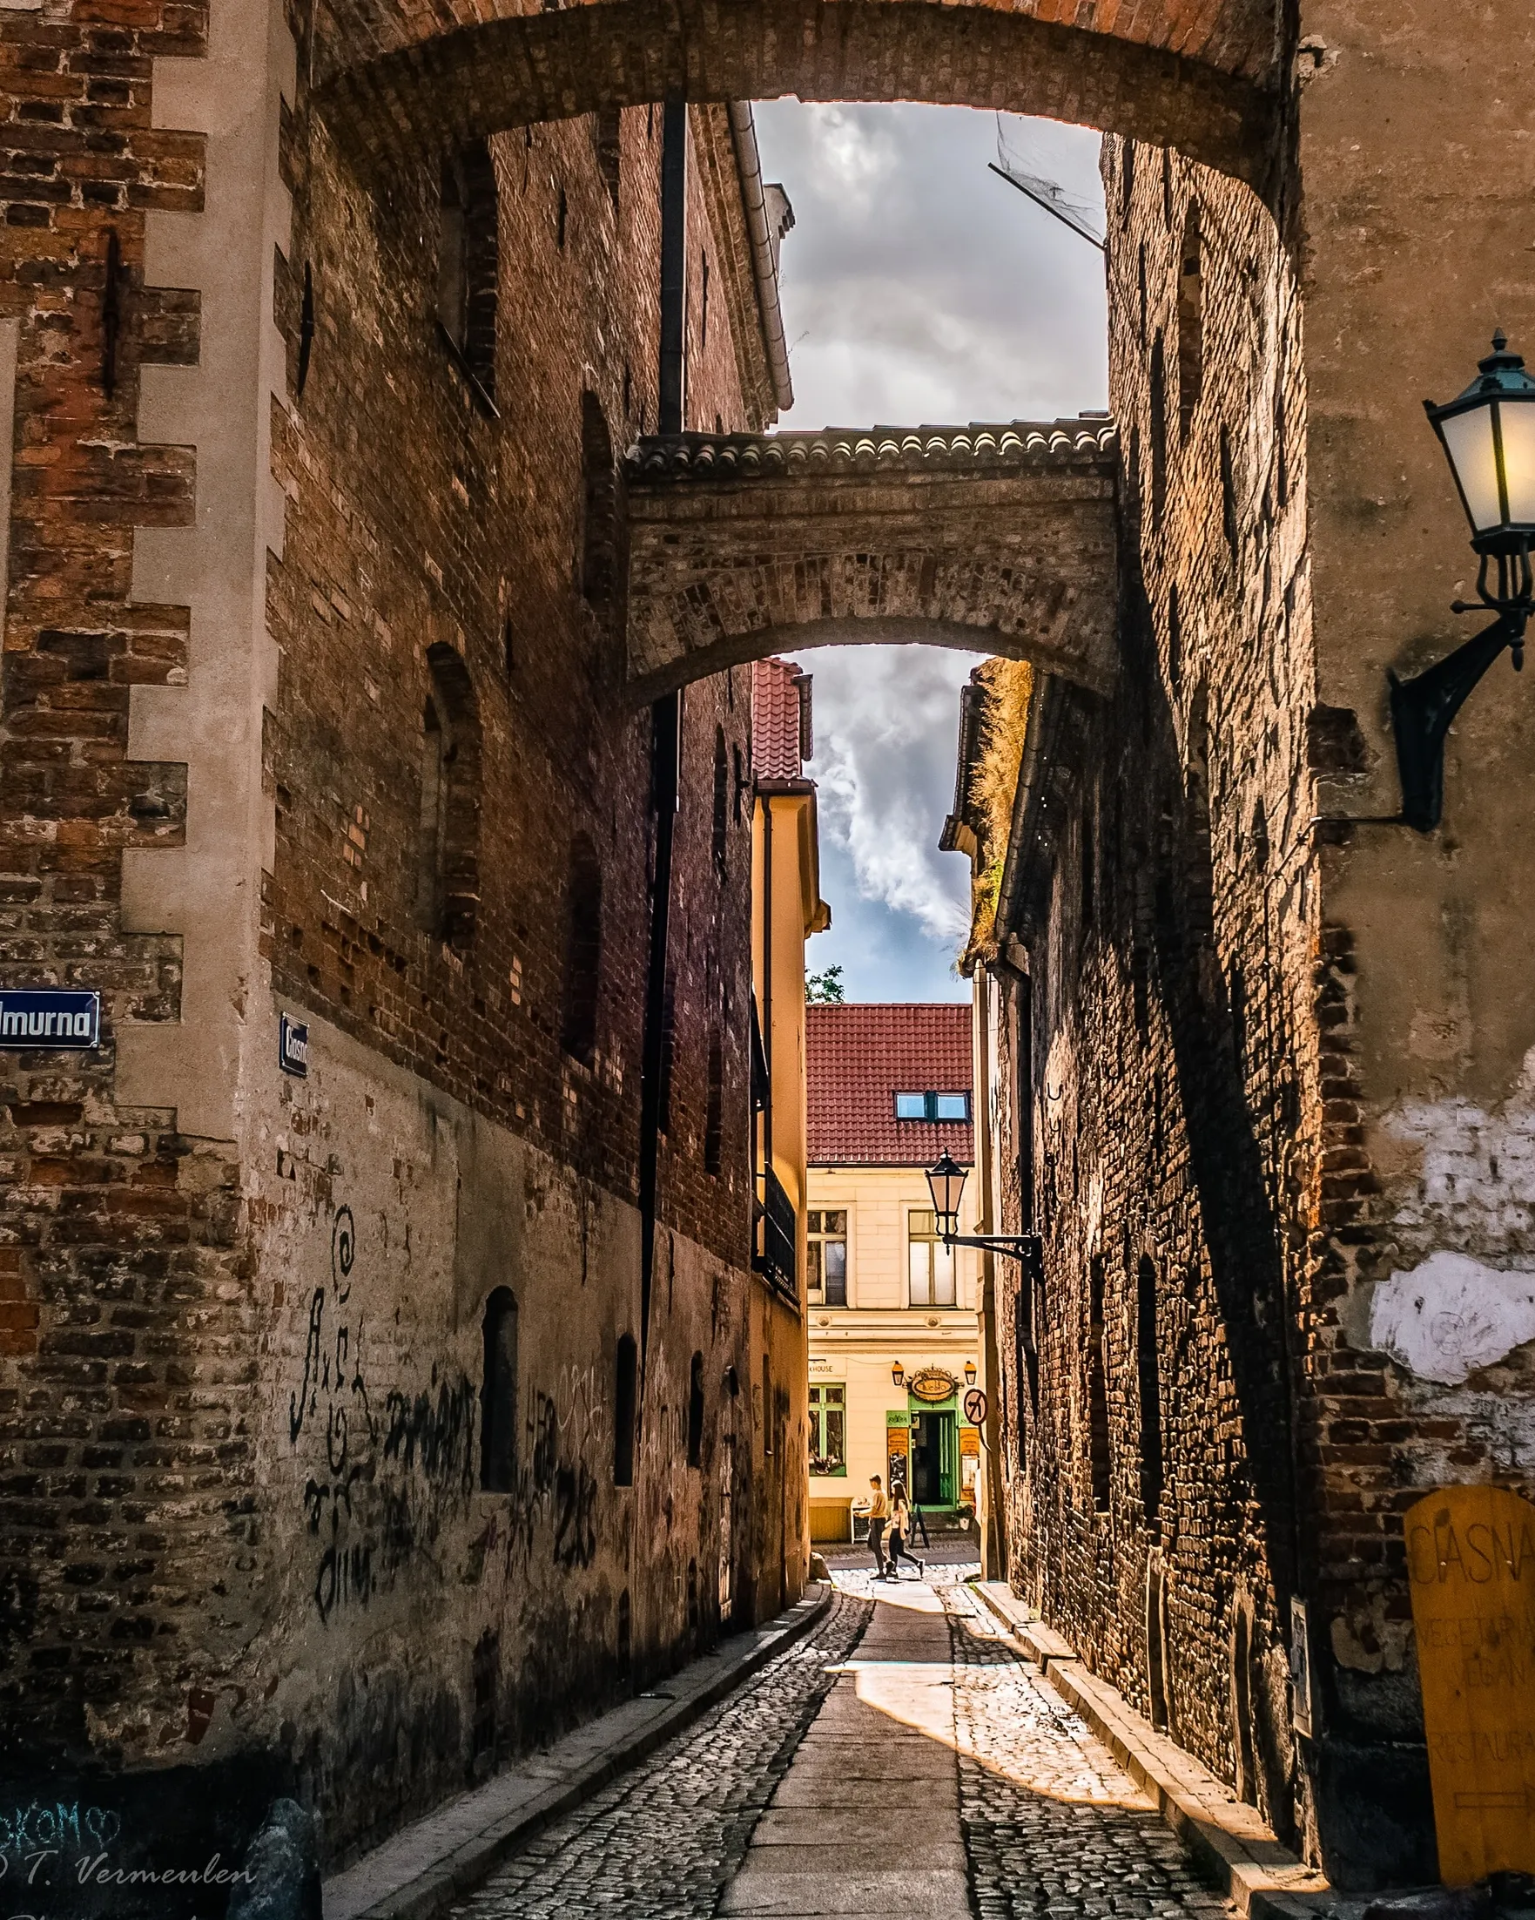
233, 1007, 757, 1864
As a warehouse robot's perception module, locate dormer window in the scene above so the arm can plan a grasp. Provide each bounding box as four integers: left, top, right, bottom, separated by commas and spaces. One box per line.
893, 1092, 970, 1122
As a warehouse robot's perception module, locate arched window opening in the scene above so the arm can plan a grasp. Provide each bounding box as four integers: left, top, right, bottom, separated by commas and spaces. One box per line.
480, 1288, 519, 1493
614, 1334, 637, 1486
1176, 205, 1203, 440
562, 831, 602, 1064
1137, 1256, 1163, 1524
593, 107, 621, 207
1231, 1601, 1259, 1807
687, 1351, 705, 1467
1086, 1257, 1110, 1513
581, 391, 619, 612
1275, 385, 1289, 510
1166, 583, 1182, 690
1148, 334, 1168, 527
417, 644, 482, 948
658, 967, 677, 1133
761, 1352, 772, 1457
438, 144, 498, 398
1146, 1557, 1170, 1731
1220, 425, 1239, 564
712, 725, 729, 873
704, 1028, 724, 1175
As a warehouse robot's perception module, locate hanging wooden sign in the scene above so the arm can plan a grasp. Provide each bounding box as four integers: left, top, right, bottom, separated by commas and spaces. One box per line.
908, 1367, 956, 1404
1405, 1484, 1535, 1882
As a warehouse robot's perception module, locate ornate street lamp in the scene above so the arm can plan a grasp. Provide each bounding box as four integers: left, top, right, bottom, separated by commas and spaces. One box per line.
891, 1359, 905, 1390
963, 1359, 978, 1387
1393, 332, 1535, 829
924, 1152, 1043, 1279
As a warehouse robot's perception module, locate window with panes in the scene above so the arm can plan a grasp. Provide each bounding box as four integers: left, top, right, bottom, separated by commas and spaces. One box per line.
808, 1384, 846, 1475
806, 1210, 847, 1306
907, 1210, 957, 1308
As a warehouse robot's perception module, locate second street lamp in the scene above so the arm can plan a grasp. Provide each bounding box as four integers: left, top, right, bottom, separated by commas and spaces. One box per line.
924, 1151, 1043, 1280
1391, 331, 1535, 830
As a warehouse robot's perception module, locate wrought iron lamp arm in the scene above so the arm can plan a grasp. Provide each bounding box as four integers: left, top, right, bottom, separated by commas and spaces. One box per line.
1389, 608, 1528, 832
939, 1227, 1044, 1282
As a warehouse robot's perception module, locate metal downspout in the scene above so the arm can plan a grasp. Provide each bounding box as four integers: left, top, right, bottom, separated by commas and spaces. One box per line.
639, 100, 688, 1379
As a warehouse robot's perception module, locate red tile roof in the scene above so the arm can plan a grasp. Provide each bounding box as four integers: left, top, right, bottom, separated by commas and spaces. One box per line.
751, 657, 810, 782
807, 1003, 974, 1166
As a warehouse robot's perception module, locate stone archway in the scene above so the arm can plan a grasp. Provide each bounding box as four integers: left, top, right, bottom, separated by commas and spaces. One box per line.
623, 419, 1119, 700
317, 0, 1281, 189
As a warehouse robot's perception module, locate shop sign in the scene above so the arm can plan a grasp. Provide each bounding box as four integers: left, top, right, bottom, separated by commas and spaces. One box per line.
885, 1408, 910, 1427
809, 1355, 841, 1377
1406, 1483, 1535, 1882
908, 1367, 957, 1404
959, 1426, 980, 1457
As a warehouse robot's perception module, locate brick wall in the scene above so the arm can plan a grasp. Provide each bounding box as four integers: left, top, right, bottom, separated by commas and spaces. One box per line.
0, 2, 791, 1878
972, 133, 1357, 1864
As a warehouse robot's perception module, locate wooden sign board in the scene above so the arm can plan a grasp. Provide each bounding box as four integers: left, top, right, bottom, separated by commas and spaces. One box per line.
1405, 1484, 1535, 1882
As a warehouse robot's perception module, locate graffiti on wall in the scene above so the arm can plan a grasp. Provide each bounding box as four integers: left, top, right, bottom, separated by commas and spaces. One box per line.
291, 1205, 475, 1623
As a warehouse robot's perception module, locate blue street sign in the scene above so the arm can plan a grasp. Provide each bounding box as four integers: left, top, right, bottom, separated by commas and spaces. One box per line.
0, 988, 101, 1050
279, 1013, 309, 1077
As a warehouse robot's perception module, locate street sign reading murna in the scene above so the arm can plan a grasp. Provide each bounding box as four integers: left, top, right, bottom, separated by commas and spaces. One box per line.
0, 989, 100, 1050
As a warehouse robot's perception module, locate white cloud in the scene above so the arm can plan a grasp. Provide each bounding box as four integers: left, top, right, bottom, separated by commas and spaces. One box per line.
806, 646, 977, 943
749, 104, 1107, 1000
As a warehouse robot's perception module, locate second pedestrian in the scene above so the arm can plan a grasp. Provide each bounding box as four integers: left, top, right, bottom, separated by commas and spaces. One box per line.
887, 1481, 926, 1579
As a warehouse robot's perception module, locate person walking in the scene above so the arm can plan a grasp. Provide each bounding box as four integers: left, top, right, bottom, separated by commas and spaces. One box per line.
887, 1482, 926, 1579
854, 1475, 889, 1580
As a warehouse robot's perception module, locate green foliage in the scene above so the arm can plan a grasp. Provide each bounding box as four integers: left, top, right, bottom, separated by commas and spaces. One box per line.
806, 964, 846, 1004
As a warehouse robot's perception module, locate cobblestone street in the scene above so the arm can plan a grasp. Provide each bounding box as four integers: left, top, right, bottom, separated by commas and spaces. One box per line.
451, 1570, 1234, 1919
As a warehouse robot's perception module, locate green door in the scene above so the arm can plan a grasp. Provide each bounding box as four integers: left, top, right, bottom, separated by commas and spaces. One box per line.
909, 1409, 957, 1508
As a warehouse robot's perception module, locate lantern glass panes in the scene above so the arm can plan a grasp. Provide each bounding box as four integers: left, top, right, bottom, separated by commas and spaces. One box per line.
1440, 405, 1503, 535
925, 1151, 968, 1229
1428, 335, 1535, 549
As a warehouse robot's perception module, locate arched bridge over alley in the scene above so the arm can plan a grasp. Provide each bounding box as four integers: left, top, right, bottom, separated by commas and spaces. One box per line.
622, 419, 1120, 699
318, 0, 1278, 187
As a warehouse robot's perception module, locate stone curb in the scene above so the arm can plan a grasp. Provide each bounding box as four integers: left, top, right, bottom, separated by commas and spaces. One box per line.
970, 1582, 1335, 1920
324, 1581, 834, 1920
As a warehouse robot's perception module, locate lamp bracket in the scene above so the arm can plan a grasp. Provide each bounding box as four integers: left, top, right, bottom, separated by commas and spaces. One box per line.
940, 1228, 1044, 1284
1389, 609, 1527, 832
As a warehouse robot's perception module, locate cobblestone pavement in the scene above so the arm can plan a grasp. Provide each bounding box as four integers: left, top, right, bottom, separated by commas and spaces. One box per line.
941, 1578, 1233, 1920
453, 1568, 1235, 1919
449, 1590, 871, 1920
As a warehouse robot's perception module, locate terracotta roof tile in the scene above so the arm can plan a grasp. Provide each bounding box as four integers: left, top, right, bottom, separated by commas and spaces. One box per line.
807, 1003, 974, 1166
752, 657, 809, 782
626, 418, 1118, 482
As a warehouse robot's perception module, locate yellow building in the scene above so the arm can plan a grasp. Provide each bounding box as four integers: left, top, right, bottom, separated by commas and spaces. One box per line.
748, 658, 830, 1614
803, 1005, 983, 1545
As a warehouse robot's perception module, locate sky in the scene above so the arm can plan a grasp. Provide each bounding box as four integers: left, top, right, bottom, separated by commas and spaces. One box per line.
750, 102, 1108, 1002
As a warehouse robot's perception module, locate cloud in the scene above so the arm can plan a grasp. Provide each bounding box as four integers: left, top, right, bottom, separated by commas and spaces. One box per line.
806, 647, 977, 943
755, 102, 1108, 429
749, 104, 1107, 1000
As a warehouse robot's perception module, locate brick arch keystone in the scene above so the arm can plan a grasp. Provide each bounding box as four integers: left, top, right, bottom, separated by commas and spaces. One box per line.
622, 420, 1119, 699
317, 0, 1280, 191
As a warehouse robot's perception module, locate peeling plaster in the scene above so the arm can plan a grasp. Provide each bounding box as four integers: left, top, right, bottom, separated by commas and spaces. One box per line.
1369, 1250, 1535, 1386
